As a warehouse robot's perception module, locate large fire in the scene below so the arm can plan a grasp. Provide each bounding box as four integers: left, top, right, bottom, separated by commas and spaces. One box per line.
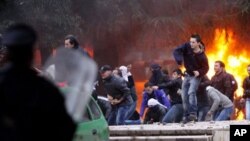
207, 28, 248, 120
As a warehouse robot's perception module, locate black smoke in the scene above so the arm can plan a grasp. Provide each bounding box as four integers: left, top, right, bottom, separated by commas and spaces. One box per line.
0, 0, 249, 77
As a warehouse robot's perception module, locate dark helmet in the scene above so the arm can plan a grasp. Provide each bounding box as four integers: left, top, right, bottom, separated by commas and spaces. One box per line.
2, 23, 37, 47
2, 23, 37, 64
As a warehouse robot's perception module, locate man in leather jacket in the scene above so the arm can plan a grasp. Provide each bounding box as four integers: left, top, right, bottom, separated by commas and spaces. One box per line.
100, 65, 133, 125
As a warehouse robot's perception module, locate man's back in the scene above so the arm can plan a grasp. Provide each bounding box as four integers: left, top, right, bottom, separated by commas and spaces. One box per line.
207, 86, 233, 109
0, 66, 76, 141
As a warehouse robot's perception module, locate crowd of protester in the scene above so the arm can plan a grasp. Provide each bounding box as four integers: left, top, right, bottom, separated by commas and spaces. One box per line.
94, 33, 249, 125
0, 24, 250, 138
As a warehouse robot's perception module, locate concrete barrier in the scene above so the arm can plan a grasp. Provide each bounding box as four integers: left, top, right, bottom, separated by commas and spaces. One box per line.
109, 120, 250, 141
110, 135, 213, 141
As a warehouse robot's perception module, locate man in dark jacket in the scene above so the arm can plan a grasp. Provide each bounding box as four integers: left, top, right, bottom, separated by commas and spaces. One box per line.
149, 63, 170, 94
100, 65, 133, 125
241, 64, 250, 120
119, 65, 137, 120
161, 69, 184, 123
173, 34, 209, 122
211, 61, 235, 102
64, 34, 90, 57
0, 23, 76, 141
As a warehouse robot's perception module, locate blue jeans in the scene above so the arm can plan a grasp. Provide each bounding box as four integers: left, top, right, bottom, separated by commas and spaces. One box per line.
198, 106, 210, 121
125, 101, 137, 120
108, 105, 131, 125
182, 75, 201, 118
214, 106, 233, 121
246, 98, 250, 120
162, 104, 183, 123
124, 119, 141, 125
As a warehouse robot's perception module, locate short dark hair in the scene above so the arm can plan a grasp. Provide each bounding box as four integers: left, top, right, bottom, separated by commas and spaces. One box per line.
190, 33, 202, 43
215, 60, 225, 68
144, 82, 153, 88
248, 64, 250, 68
173, 68, 183, 76
65, 35, 79, 49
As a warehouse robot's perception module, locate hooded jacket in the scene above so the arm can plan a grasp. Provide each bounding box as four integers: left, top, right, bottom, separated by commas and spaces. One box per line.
173, 42, 209, 77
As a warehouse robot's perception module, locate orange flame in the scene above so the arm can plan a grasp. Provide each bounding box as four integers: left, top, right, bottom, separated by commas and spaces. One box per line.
207, 28, 249, 120
135, 81, 146, 112
83, 42, 94, 58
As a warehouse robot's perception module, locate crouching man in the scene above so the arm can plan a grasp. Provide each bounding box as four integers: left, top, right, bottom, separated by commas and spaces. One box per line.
143, 98, 168, 124
205, 86, 233, 121
140, 82, 171, 123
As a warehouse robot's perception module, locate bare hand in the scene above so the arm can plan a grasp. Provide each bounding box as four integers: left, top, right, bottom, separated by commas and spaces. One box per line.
108, 95, 118, 105
111, 99, 120, 105
240, 98, 245, 104
205, 111, 213, 121
111, 97, 124, 105
152, 86, 159, 90
193, 71, 200, 77
177, 89, 182, 95
167, 95, 171, 101
207, 111, 212, 116
127, 64, 132, 71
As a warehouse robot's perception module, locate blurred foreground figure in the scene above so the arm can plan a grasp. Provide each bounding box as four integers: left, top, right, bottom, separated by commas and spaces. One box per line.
0, 23, 76, 141
43, 47, 97, 122
0, 41, 8, 67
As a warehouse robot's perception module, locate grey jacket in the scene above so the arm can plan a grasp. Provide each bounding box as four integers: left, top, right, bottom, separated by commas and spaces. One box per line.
206, 86, 233, 113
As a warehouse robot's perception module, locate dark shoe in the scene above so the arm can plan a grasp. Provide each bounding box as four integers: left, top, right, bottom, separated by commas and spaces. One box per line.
181, 117, 189, 124
188, 114, 198, 122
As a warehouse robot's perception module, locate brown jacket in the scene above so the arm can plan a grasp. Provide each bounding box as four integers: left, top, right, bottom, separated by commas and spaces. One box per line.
211, 71, 233, 101
243, 76, 250, 99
